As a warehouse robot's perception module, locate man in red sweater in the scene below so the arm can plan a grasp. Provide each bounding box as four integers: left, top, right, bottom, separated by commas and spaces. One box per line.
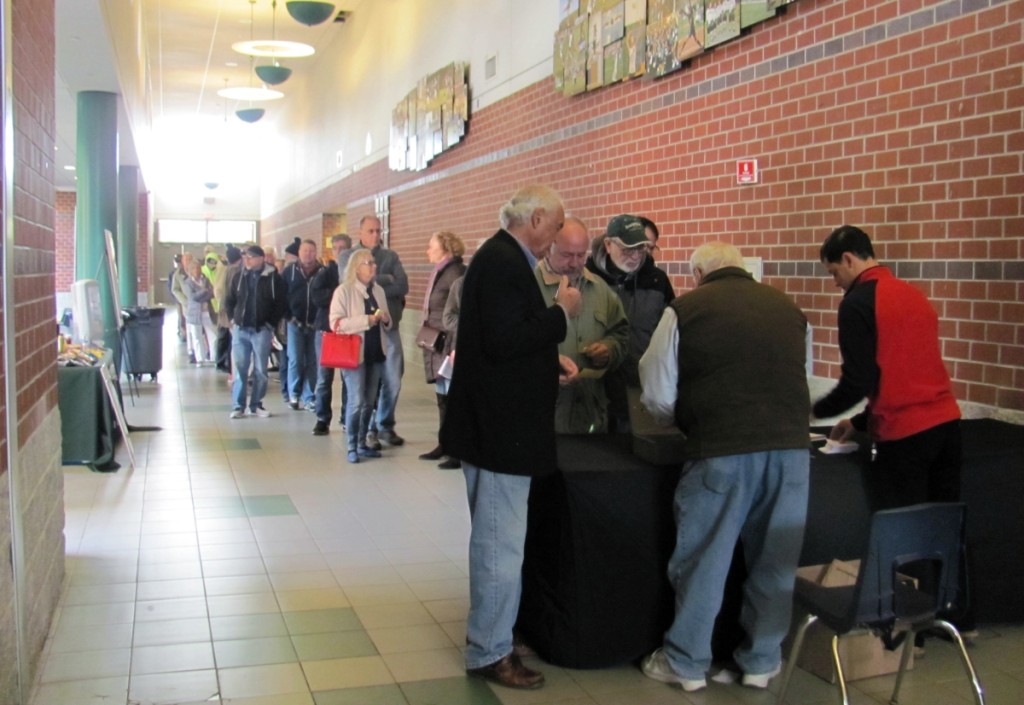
812, 224, 961, 506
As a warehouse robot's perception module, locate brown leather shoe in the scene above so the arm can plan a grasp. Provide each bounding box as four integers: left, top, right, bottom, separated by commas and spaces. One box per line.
467, 653, 544, 689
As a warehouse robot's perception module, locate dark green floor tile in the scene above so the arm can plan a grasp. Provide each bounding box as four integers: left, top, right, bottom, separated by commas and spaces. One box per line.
242, 494, 297, 516
223, 438, 261, 451
283, 607, 363, 635
314, 684, 409, 705
401, 677, 502, 705
291, 630, 377, 660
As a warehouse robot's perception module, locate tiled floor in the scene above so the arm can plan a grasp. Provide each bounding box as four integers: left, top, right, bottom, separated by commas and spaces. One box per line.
32, 316, 1024, 704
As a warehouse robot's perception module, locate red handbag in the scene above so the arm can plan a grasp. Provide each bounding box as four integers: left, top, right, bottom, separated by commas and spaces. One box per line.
320, 332, 361, 369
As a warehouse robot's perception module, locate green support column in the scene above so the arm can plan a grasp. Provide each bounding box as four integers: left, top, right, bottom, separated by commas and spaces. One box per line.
118, 165, 139, 308
74, 91, 120, 364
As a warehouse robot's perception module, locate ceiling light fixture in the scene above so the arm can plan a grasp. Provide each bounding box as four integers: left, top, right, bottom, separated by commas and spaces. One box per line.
235, 108, 267, 123
285, 1, 336, 26
233, 0, 313, 58
254, 1, 294, 85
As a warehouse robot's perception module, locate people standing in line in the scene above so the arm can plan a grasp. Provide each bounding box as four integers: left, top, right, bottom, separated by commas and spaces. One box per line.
213, 245, 242, 374
354, 215, 409, 450
171, 251, 196, 363
310, 234, 352, 436
638, 241, 810, 693
417, 231, 467, 469
182, 259, 218, 365
586, 214, 674, 432
534, 216, 629, 434
168, 253, 187, 342
441, 185, 582, 690
282, 239, 324, 411
224, 245, 287, 419
810, 225, 972, 643
329, 249, 393, 463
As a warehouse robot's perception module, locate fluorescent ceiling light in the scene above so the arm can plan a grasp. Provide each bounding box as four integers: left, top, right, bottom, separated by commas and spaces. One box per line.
232, 40, 314, 58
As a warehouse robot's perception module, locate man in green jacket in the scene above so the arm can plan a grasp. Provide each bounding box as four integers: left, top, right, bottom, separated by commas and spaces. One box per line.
535, 217, 629, 434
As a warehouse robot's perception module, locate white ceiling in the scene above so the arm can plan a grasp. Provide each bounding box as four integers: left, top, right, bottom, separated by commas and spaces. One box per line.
54, 0, 356, 192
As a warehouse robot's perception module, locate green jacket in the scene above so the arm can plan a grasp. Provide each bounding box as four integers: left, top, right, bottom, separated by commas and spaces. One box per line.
535, 260, 630, 434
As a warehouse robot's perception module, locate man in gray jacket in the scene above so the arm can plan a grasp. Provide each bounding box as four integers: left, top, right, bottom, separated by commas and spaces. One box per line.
354, 215, 409, 448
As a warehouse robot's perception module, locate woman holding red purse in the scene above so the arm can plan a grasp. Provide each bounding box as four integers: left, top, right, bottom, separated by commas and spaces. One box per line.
329, 249, 393, 463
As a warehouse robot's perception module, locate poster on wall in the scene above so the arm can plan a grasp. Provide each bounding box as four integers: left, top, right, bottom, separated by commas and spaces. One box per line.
564, 14, 589, 95
740, 0, 776, 28
389, 62, 469, 172
705, 0, 740, 48
552, 0, 792, 92
587, 10, 605, 89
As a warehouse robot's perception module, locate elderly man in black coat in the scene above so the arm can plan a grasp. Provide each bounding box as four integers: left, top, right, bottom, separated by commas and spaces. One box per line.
442, 185, 581, 690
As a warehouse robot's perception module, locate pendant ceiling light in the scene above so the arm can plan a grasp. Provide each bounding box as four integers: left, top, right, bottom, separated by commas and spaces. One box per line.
286, 1, 335, 26
236, 108, 267, 123
254, 1, 293, 85
234, 0, 314, 58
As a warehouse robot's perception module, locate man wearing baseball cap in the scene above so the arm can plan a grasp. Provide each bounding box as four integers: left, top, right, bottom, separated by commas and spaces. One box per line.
223, 245, 287, 418
586, 214, 674, 431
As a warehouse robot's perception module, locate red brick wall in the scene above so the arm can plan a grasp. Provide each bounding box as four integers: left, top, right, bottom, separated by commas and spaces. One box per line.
263, 0, 1023, 412
55, 190, 150, 296
8, 0, 58, 448
54, 191, 75, 291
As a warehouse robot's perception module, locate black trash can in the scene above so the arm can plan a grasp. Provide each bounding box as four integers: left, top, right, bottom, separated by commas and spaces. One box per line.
122, 306, 165, 380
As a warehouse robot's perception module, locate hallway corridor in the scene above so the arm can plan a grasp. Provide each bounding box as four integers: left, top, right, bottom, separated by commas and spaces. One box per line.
30, 315, 1024, 705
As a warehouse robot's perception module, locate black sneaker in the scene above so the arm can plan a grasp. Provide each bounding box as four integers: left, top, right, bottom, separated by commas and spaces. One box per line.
312, 421, 329, 436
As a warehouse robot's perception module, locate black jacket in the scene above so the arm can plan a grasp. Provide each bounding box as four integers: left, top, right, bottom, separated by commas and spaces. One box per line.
309, 260, 340, 332
441, 230, 567, 476
224, 263, 287, 330
282, 261, 324, 327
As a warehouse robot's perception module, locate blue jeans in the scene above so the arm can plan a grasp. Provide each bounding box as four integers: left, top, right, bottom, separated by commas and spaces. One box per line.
663, 450, 809, 679
313, 332, 334, 423
231, 326, 273, 412
287, 322, 318, 404
462, 462, 532, 669
340, 361, 385, 452
371, 327, 404, 433
278, 337, 289, 400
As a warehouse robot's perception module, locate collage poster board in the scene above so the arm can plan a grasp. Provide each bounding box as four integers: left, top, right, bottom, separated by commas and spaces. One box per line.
553, 0, 797, 94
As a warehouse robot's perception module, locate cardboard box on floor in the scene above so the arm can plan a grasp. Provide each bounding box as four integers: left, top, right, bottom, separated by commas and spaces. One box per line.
787, 559, 914, 683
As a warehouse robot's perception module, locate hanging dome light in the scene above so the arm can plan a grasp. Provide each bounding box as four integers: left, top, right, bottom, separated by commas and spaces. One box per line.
235, 108, 266, 123
286, 1, 335, 26
253, 0, 297, 84
254, 63, 292, 85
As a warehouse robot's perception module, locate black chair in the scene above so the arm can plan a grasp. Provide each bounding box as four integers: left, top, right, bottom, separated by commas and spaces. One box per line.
776, 502, 984, 705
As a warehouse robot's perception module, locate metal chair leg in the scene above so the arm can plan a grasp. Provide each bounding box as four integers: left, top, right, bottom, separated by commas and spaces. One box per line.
889, 629, 915, 704
933, 620, 986, 705
777, 614, 816, 705
831, 633, 851, 705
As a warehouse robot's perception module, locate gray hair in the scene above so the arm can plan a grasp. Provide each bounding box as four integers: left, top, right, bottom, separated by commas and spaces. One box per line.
498, 185, 563, 230
690, 241, 744, 276
344, 249, 375, 284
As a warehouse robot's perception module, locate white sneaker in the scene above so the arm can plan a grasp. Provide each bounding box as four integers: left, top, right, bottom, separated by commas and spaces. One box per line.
741, 664, 781, 689
250, 406, 271, 418
641, 648, 707, 692
229, 408, 244, 419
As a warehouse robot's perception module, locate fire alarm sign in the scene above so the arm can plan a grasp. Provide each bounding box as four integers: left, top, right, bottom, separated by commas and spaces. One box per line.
737, 159, 759, 184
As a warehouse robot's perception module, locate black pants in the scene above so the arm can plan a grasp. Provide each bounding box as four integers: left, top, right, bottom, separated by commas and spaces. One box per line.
215, 326, 232, 371
874, 419, 962, 507
875, 420, 974, 630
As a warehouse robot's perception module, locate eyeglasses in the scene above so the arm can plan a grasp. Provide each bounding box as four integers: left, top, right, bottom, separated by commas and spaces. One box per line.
610, 239, 650, 256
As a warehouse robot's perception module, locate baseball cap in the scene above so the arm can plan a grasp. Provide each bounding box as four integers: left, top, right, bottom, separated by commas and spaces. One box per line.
605, 214, 648, 247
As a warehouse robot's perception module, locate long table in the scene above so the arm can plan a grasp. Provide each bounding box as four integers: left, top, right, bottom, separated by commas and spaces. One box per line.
57, 363, 118, 470
517, 419, 1024, 669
